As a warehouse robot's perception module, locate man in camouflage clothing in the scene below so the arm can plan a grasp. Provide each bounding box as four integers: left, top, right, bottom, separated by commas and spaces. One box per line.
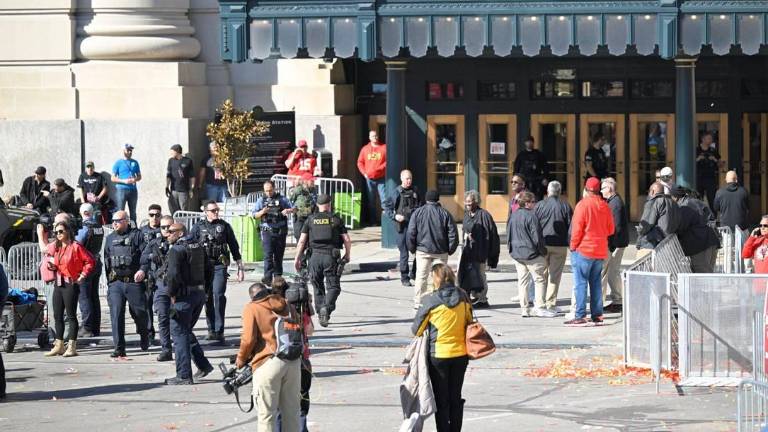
289, 174, 317, 241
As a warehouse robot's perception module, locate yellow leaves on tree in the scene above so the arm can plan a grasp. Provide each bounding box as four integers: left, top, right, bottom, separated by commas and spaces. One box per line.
205, 99, 269, 196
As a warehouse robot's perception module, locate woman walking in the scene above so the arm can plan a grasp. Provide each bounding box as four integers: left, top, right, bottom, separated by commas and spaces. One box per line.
412, 264, 471, 432
39, 221, 95, 357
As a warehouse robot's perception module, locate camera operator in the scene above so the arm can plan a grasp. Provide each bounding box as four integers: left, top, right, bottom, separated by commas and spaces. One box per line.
236, 282, 301, 432
293, 193, 351, 328
163, 223, 213, 385
74, 203, 105, 337
140, 215, 175, 361
252, 180, 295, 285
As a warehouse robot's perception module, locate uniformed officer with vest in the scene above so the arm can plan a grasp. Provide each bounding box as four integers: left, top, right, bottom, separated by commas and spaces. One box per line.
189, 200, 245, 344
163, 223, 214, 385
75, 203, 104, 337
252, 180, 295, 285
384, 169, 422, 287
136, 204, 163, 340
293, 194, 351, 327
140, 215, 174, 361
104, 210, 149, 357
288, 174, 317, 241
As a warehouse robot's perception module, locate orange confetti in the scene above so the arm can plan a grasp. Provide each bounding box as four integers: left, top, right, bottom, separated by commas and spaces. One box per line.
522, 356, 679, 385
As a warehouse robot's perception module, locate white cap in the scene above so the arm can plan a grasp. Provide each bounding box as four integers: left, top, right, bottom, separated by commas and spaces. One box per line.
660, 167, 673, 177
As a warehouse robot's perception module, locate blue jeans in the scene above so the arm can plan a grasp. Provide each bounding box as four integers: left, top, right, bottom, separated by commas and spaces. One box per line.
261, 230, 287, 281
115, 188, 138, 224
107, 280, 148, 351
170, 289, 211, 380
365, 178, 386, 224
571, 251, 604, 320
78, 260, 102, 334
204, 264, 228, 334
153, 282, 172, 352
205, 183, 228, 203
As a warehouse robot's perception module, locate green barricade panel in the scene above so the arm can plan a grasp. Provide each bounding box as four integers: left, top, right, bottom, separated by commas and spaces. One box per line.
333, 192, 361, 229
231, 215, 263, 262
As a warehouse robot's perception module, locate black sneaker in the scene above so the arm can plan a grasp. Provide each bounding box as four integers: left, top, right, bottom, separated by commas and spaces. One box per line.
140, 334, 150, 351
164, 377, 193, 385
110, 349, 127, 358
157, 351, 173, 362
205, 331, 217, 340
194, 365, 215, 379
261, 276, 272, 286
318, 308, 330, 328
401, 279, 413, 287
80, 330, 95, 338
603, 303, 623, 314
212, 332, 225, 345
472, 300, 490, 309
564, 318, 589, 327
592, 316, 605, 326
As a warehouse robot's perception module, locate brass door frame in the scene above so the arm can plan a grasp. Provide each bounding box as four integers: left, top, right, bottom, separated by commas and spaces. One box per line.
743, 113, 768, 219
579, 114, 626, 198
478, 114, 517, 222
629, 113, 676, 221
427, 115, 466, 218
696, 112, 729, 184
531, 114, 577, 207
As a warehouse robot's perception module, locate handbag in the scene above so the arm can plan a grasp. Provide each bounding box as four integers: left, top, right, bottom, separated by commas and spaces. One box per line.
465, 307, 496, 360
40, 254, 56, 283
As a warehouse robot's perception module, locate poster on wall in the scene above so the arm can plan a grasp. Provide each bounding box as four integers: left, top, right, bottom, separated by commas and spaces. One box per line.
241, 110, 295, 194
490, 141, 506, 156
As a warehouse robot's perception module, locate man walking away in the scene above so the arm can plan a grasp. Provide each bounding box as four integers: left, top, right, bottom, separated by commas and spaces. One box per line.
600, 178, 629, 313
713, 170, 750, 231
534, 181, 572, 314
637, 182, 680, 251
166, 144, 195, 214
460, 190, 499, 309
384, 169, 422, 287
357, 130, 387, 225
508, 192, 551, 317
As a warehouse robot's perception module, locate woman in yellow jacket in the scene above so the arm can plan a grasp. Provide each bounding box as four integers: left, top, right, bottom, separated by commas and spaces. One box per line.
412, 263, 472, 432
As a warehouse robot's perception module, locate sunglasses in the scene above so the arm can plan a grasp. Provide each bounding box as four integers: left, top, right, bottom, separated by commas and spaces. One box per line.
760, 225, 768, 228
160, 225, 171, 230
206, 208, 220, 213
149, 213, 161, 217
54, 230, 67, 235
112, 219, 126, 223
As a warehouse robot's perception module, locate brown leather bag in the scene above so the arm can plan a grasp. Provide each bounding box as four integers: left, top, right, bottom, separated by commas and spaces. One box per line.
465, 307, 496, 360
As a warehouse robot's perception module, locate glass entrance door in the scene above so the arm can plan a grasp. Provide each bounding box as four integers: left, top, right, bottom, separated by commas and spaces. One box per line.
580, 114, 626, 196
743, 113, 768, 222
479, 115, 516, 222
427, 115, 465, 218
696, 113, 729, 187
531, 114, 577, 207
629, 114, 675, 221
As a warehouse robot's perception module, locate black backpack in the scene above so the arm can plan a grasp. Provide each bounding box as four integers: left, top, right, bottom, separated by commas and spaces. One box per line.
272, 311, 303, 361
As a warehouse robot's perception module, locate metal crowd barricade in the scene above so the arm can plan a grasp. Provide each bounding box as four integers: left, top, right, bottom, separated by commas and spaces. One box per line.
5, 242, 43, 290
753, 311, 766, 384
738, 379, 768, 431
624, 271, 673, 370
735, 226, 749, 274
270, 174, 358, 230
173, 211, 205, 232
0, 246, 7, 269
677, 273, 767, 386
222, 195, 250, 219
716, 226, 734, 273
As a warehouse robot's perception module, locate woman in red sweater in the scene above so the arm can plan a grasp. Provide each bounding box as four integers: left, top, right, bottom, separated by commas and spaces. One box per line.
38, 221, 95, 357
743, 217, 768, 274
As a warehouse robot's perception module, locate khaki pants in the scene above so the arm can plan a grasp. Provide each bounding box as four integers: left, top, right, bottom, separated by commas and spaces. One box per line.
543, 247, 568, 309
515, 256, 547, 310
601, 248, 625, 304
253, 357, 302, 432
414, 251, 449, 305
472, 262, 489, 302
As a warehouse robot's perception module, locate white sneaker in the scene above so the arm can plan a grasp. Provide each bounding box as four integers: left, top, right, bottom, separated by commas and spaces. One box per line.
535, 308, 558, 318
521, 307, 532, 318
564, 311, 576, 320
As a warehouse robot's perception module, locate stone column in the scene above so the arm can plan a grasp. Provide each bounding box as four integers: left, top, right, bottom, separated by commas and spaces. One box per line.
383, 60, 408, 249
675, 57, 697, 189
76, 0, 201, 60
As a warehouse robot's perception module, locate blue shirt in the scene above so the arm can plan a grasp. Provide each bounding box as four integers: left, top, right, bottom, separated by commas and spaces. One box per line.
253, 194, 293, 229
75, 217, 95, 245
112, 158, 141, 191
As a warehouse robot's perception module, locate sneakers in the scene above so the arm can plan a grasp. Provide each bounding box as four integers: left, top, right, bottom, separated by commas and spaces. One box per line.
318, 308, 330, 327
110, 349, 127, 358
472, 300, 490, 310
205, 331, 217, 341
194, 365, 215, 379
534, 308, 558, 318
521, 307, 532, 318
157, 351, 173, 362
164, 377, 193, 386
603, 303, 623, 314
564, 318, 589, 327
140, 333, 150, 351
401, 279, 413, 287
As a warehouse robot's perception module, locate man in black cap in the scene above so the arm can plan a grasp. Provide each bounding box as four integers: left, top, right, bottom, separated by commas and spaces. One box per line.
406, 190, 459, 309
166, 144, 195, 214
294, 193, 351, 327
19, 166, 50, 212
78, 161, 111, 224
48, 178, 77, 215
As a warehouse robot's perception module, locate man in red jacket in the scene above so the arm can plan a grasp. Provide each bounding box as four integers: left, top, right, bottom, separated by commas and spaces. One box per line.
357, 130, 387, 224
565, 177, 615, 327
742, 216, 768, 274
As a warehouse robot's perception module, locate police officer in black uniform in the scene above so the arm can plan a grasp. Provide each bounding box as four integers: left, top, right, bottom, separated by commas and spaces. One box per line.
514, 135, 549, 199
137, 204, 163, 340
163, 223, 214, 385
253, 180, 295, 285
584, 133, 609, 180
140, 215, 174, 361
104, 210, 149, 357
189, 200, 245, 343
294, 194, 351, 327
384, 169, 422, 287
75, 203, 104, 337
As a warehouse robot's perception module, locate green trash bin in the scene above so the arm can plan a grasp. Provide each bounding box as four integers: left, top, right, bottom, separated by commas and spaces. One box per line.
231, 215, 263, 263
333, 192, 362, 229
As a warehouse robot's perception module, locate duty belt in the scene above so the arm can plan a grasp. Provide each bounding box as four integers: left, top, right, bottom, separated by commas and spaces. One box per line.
189, 285, 205, 292
311, 248, 338, 255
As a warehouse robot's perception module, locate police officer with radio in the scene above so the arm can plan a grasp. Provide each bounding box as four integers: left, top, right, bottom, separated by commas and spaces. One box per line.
75, 203, 104, 337
384, 169, 422, 287
140, 215, 175, 361
189, 200, 245, 344
104, 210, 149, 357
252, 180, 295, 285
294, 193, 351, 327
163, 223, 214, 385
137, 204, 163, 340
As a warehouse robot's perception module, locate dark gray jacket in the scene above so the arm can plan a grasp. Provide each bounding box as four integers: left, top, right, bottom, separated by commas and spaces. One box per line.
533, 196, 572, 247
713, 182, 750, 230
507, 207, 547, 261
676, 196, 720, 256
606, 194, 630, 251
406, 202, 459, 255
462, 207, 500, 267
637, 194, 680, 249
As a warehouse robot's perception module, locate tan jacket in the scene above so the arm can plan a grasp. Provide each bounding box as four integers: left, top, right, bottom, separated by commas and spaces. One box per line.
236, 295, 289, 370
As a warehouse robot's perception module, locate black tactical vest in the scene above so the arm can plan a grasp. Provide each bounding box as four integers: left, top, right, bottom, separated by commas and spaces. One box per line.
109, 232, 139, 275
82, 220, 104, 257
309, 212, 341, 249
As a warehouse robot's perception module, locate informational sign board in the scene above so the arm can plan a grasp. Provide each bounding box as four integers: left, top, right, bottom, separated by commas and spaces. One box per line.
490, 141, 506, 156
242, 111, 295, 194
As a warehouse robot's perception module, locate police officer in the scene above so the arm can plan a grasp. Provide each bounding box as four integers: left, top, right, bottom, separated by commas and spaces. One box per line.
253, 180, 295, 284
75, 203, 104, 337
513, 135, 549, 199
293, 194, 351, 327
140, 215, 174, 361
384, 169, 422, 287
189, 200, 245, 343
163, 223, 214, 385
137, 204, 163, 340
288, 174, 317, 241
584, 133, 609, 180
104, 210, 149, 357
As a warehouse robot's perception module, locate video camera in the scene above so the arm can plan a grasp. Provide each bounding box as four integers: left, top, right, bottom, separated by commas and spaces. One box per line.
219, 362, 253, 395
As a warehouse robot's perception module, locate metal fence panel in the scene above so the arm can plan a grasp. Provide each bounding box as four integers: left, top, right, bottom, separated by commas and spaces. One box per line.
753, 311, 766, 384
270, 174, 358, 230
678, 274, 768, 386
716, 226, 734, 273
735, 226, 749, 274
5, 242, 43, 290
624, 271, 672, 369
172, 211, 205, 232
0, 247, 7, 269
738, 379, 768, 431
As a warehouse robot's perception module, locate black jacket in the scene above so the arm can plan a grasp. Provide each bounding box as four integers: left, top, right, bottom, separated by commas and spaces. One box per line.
637, 193, 680, 249
49, 185, 77, 215
384, 185, 423, 232
19, 176, 50, 212
676, 196, 721, 256
514, 149, 548, 180
713, 182, 750, 230
507, 207, 547, 261
462, 207, 500, 267
605, 194, 630, 251
533, 196, 572, 247
406, 202, 459, 255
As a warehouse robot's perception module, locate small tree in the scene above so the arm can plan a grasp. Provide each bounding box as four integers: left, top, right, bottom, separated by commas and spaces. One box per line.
206, 99, 269, 196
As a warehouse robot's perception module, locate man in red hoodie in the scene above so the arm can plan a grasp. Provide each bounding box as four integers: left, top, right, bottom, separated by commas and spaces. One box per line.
565, 177, 615, 327
742, 216, 768, 274
357, 130, 387, 224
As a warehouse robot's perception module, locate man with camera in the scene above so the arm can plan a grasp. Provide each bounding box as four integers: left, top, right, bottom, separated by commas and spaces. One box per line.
163, 223, 213, 385
236, 282, 302, 432
293, 193, 351, 328
384, 169, 422, 287
190, 200, 245, 344
141, 215, 175, 361
253, 180, 295, 285
74, 203, 105, 337
742, 215, 768, 274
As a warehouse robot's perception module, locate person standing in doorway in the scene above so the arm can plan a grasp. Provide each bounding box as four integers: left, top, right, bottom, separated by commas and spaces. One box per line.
357, 130, 387, 225
696, 131, 721, 208
166, 144, 195, 214
513, 136, 548, 200
111, 143, 142, 224
584, 133, 609, 180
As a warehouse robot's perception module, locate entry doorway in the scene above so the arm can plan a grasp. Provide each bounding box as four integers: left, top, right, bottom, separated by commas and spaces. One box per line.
478, 114, 517, 222
696, 113, 729, 186
579, 114, 626, 198
743, 113, 768, 222
427, 115, 466, 218
368, 115, 387, 144
530, 114, 577, 207
629, 114, 675, 221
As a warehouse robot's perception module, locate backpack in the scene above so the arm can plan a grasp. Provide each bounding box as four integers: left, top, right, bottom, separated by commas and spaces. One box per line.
273, 311, 303, 361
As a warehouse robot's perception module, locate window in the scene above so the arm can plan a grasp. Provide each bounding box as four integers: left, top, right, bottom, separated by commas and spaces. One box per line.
406, 17, 429, 57
582, 80, 625, 98
478, 81, 517, 100
709, 14, 733, 55
634, 14, 658, 55
379, 17, 401, 57
681, 14, 705, 55
427, 82, 465, 100
532, 80, 576, 99
277, 19, 301, 57
547, 15, 571, 56
606, 15, 628, 54
435, 17, 458, 56
250, 20, 273, 59
333, 18, 357, 57
696, 80, 729, 99
462, 16, 485, 56
631, 80, 674, 98
306, 19, 329, 58
738, 14, 763, 55
742, 80, 768, 98
520, 16, 543, 56
576, 15, 600, 55
491, 16, 514, 55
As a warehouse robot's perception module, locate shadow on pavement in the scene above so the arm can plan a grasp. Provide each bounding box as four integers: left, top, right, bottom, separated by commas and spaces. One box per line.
7, 382, 163, 402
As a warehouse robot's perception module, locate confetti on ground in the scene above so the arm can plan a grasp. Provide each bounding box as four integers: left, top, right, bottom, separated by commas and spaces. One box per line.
522, 356, 679, 384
